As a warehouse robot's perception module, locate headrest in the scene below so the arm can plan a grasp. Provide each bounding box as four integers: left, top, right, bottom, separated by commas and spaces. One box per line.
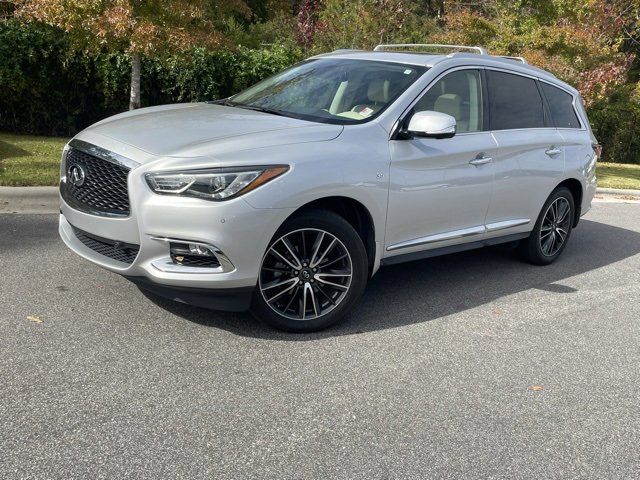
434, 93, 461, 120
367, 79, 390, 103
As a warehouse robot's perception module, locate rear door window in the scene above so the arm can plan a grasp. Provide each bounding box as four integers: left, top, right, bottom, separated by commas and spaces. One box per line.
540, 83, 582, 129
487, 71, 545, 130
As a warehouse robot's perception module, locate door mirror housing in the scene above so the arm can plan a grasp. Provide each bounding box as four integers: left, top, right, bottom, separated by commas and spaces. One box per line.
405, 111, 456, 139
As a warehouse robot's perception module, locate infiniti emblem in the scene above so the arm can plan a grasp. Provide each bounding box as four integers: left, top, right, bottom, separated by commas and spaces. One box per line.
68, 164, 86, 187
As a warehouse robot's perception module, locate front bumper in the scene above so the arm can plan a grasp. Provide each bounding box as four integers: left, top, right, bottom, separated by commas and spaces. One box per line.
124, 276, 255, 312
59, 176, 295, 310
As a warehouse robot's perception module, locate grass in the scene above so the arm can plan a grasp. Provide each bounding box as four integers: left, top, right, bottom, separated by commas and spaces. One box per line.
1, 131, 640, 190
596, 162, 640, 190
0, 132, 68, 186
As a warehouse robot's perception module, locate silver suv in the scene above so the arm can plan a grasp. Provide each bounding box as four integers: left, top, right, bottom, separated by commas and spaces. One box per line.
59, 44, 598, 332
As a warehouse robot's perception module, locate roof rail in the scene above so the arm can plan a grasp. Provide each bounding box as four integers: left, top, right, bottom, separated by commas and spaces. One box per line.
331, 49, 365, 53
498, 56, 528, 64
374, 44, 488, 55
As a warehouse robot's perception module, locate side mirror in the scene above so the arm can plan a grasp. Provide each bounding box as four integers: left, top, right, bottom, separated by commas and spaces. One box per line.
406, 111, 456, 139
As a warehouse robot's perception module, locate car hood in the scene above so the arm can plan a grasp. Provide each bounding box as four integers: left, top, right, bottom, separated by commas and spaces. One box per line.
83, 103, 343, 159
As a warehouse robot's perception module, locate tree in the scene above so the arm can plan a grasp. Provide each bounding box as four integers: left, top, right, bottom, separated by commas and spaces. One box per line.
312, 0, 437, 52
296, 0, 322, 52
431, 0, 637, 104
15, 0, 250, 110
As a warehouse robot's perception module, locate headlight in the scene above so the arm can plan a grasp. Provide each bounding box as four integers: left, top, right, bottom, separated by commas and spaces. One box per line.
145, 165, 288, 201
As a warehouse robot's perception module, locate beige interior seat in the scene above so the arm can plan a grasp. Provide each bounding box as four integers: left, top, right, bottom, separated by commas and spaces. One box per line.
344, 79, 391, 118
434, 93, 468, 131
367, 79, 390, 104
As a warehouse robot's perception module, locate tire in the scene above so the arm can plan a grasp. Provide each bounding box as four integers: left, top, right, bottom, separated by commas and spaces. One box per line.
250, 209, 369, 332
519, 186, 575, 265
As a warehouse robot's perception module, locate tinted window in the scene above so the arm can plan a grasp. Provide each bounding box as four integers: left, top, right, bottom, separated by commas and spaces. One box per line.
541, 83, 581, 128
413, 69, 483, 133
488, 71, 545, 130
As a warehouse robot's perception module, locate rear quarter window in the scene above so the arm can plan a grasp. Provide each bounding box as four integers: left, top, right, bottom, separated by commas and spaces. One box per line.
540, 82, 582, 129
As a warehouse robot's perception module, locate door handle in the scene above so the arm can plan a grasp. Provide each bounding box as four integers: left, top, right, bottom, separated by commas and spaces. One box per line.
469, 155, 492, 166
545, 147, 562, 157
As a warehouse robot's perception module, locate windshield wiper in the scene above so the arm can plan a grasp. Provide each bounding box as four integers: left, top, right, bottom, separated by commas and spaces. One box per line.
232, 104, 290, 117
210, 99, 308, 121
210, 99, 293, 117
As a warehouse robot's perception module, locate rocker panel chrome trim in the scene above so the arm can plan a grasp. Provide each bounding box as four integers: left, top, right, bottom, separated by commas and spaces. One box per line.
387, 219, 531, 252
485, 218, 531, 232
386, 225, 486, 252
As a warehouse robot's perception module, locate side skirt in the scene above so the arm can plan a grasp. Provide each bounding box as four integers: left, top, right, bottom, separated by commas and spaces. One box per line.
380, 232, 530, 266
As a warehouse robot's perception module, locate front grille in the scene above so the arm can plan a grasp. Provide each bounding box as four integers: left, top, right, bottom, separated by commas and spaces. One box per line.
61, 148, 130, 216
71, 225, 139, 265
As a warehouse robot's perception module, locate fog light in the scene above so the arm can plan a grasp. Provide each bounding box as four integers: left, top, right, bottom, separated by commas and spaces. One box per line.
189, 243, 213, 256
169, 241, 221, 268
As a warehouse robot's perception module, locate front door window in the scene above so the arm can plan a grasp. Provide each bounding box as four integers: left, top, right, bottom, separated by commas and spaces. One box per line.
412, 69, 483, 133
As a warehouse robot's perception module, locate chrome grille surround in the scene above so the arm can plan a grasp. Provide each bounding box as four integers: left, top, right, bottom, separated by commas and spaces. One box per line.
60, 139, 139, 217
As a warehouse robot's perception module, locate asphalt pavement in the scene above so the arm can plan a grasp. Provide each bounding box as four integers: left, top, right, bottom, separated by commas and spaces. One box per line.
1, 202, 639, 479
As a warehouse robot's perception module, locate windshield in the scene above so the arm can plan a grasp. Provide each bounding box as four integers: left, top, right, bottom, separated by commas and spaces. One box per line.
227, 59, 427, 124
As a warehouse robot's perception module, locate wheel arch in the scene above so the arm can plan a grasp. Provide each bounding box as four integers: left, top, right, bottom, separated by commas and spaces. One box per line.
285, 196, 377, 276
556, 178, 583, 227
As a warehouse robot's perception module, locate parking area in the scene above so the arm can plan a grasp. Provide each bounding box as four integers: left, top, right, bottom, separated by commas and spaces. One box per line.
1, 201, 639, 479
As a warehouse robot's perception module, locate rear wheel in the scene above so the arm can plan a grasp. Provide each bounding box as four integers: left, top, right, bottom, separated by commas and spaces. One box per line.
251, 210, 368, 332
519, 186, 575, 265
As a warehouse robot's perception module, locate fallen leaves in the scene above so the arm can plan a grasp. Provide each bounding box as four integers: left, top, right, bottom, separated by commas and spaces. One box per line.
26, 315, 43, 324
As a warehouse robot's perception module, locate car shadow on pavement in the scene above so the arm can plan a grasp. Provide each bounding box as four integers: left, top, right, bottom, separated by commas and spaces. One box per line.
140, 219, 640, 340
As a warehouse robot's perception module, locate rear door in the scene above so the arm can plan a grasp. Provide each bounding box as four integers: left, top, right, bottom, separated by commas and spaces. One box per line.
540, 81, 596, 217
484, 69, 565, 235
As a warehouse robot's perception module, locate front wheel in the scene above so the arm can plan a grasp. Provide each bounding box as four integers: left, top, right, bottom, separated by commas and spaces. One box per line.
251, 210, 369, 332
519, 186, 575, 265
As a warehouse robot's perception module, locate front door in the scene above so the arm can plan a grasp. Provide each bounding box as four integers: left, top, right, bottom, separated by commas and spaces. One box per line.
385, 68, 497, 256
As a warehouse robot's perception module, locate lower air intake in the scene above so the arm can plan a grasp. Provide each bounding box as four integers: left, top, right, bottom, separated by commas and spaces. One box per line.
71, 225, 139, 265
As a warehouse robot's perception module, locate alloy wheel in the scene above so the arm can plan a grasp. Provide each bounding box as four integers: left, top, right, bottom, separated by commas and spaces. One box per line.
259, 228, 353, 320
539, 197, 571, 257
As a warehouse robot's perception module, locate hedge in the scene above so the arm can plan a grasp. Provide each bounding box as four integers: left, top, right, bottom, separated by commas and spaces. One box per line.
0, 20, 106, 136
0, 20, 302, 136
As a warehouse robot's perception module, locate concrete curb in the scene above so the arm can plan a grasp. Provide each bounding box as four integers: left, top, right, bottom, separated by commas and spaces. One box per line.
594, 187, 640, 203
0, 185, 639, 214
0, 186, 60, 214
595, 187, 640, 197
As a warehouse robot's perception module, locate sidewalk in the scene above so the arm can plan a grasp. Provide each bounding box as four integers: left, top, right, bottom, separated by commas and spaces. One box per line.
1, 185, 639, 214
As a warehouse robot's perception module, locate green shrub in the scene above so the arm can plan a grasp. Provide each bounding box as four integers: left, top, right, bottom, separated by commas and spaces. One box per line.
0, 19, 301, 136
0, 19, 108, 136
588, 88, 640, 165
230, 45, 302, 92
153, 45, 301, 103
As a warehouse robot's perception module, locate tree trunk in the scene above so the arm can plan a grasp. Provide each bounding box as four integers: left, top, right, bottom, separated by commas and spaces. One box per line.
129, 52, 141, 110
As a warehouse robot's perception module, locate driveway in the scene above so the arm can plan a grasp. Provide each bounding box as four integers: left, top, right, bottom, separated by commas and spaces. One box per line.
1, 202, 639, 479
